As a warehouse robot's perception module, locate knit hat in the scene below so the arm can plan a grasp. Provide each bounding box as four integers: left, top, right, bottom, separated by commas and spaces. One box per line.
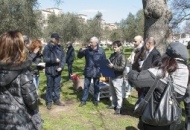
166, 41, 189, 60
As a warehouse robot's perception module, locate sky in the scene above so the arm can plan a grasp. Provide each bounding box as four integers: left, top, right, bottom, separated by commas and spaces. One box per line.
37, 0, 143, 23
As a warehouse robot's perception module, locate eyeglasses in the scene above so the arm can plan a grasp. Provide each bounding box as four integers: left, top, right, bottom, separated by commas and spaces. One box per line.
134, 41, 137, 43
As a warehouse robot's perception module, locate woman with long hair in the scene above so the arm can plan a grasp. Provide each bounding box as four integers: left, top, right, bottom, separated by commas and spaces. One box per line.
0, 31, 41, 130
29, 39, 43, 89
128, 42, 189, 130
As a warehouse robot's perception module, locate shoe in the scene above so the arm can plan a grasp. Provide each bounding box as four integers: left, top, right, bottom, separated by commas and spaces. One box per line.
107, 105, 116, 110
54, 101, 65, 106
47, 104, 52, 110
114, 108, 120, 115
79, 102, 86, 107
93, 101, 98, 106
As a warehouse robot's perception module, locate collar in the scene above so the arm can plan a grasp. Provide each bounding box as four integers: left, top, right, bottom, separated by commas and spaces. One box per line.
147, 47, 154, 53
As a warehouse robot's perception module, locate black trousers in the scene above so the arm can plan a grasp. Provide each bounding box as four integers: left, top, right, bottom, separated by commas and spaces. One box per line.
67, 62, 73, 79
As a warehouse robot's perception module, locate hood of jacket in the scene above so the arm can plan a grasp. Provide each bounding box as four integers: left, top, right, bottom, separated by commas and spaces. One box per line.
0, 59, 32, 87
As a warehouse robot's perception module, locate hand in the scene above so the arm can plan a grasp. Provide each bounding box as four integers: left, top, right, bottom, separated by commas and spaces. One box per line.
33, 47, 40, 54
57, 67, 62, 72
56, 58, 60, 63
81, 47, 87, 51
107, 63, 114, 68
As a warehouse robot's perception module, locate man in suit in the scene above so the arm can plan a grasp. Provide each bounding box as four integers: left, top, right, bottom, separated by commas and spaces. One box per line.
141, 37, 161, 70
137, 37, 161, 130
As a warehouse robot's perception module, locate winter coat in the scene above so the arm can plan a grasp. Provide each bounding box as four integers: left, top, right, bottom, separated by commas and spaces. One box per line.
77, 46, 106, 77
29, 52, 43, 75
109, 52, 126, 78
66, 45, 75, 64
43, 42, 65, 76
0, 59, 38, 130
128, 62, 189, 100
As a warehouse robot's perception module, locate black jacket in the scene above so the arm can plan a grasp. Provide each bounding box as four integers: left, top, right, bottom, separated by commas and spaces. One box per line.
66, 45, 75, 64
109, 52, 126, 78
141, 48, 161, 70
43, 42, 65, 76
77, 46, 106, 77
0, 59, 38, 130
29, 52, 43, 75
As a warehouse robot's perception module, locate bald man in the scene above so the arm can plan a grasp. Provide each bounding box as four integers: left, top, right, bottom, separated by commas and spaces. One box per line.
128, 35, 144, 72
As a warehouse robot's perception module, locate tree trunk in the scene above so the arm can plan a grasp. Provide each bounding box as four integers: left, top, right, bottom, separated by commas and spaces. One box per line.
142, 0, 172, 55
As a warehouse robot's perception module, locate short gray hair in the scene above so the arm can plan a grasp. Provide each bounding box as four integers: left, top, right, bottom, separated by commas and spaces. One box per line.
90, 36, 99, 44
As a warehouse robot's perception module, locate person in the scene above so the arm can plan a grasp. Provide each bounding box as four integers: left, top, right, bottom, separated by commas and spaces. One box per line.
127, 35, 144, 97
0, 31, 41, 129
29, 39, 43, 90
43, 33, 65, 110
78, 36, 106, 107
140, 37, 161, 70
107, 40, 126, 114
184, 76, 190, 130
128, 41, 189, 130
66, 41, 75, 81
128, 35, 144, 72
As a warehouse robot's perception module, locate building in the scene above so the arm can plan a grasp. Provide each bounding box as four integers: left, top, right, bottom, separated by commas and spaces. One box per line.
77, 14, 88, 23
35, 8, 63, 30
173, 33, 190, 46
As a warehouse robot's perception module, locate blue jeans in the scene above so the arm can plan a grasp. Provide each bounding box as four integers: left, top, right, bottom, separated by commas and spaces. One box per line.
46, 74, 61, 105
33, 75, 39, 89
82, 77, 99, 102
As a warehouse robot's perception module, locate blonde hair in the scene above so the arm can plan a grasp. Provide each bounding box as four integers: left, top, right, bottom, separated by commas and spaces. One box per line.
0, 31, 27, 64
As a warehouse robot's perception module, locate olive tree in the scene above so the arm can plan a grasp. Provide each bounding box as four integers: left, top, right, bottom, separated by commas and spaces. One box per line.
142, 0, 172, 54
0, 0, 41, 37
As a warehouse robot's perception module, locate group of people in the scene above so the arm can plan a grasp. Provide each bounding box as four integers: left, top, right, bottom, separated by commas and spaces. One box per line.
0, 31, 77, 129
0, 29, 189, 130
77, 35, 190, 130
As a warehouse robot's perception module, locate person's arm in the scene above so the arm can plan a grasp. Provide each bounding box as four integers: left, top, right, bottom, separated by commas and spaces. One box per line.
102, 49, 106, 60
128, 69, 155, 88
20, 70, 38, 111
59, 47, 65, 69
71, 48, 75, 61
77, 47, 86, 59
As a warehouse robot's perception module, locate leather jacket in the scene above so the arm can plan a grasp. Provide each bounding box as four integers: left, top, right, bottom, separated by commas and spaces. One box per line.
109, 52, 126, 78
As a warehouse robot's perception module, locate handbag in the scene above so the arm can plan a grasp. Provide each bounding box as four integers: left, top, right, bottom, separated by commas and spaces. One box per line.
134, 79, 159, 116
141, 75, 182, 126
138, 75, 182, 126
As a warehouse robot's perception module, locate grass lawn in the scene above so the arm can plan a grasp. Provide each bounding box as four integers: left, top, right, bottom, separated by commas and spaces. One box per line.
38, 47, 185, 130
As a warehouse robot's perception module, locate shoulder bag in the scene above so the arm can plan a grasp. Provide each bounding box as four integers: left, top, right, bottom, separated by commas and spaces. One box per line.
134, 75, 182, 126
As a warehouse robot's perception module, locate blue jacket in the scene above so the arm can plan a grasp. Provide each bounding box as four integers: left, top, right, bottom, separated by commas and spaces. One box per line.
43, 42, 65, 76
77, 46, 106, 77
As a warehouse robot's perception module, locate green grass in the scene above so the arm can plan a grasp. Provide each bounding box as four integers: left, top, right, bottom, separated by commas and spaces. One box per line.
38, 47, 185, 130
